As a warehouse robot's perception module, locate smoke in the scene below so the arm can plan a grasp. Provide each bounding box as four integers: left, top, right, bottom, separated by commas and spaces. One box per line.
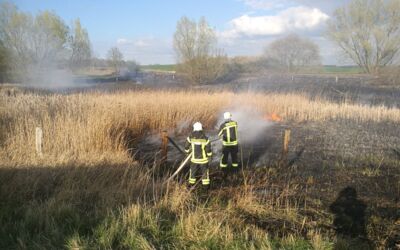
175, 120, 191, 135
216, 106, 274, 145
25, 67, 84, 90
137, 106, 276, 166
211, 106, 275, 166
0, 6, 95, 90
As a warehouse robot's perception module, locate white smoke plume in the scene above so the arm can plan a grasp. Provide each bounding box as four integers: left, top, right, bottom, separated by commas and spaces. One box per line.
139, 106, 276, 166
216, 106, 274, 145
25, 67, 82, 90
209, 106, 275, 166
175, 120, 191, 135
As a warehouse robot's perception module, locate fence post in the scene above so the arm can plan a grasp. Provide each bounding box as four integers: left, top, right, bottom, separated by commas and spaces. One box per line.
281, 129, 291, 164
35, 127, 43, 157
335, 76, 338, 83
161, 130, 168, 164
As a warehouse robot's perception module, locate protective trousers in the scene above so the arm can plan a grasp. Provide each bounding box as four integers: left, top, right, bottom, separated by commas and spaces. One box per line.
189, 163, 210, 185
220, 145, 239, 168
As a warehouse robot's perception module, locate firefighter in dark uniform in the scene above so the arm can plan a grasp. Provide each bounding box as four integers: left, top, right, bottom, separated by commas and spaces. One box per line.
218, 112, 239, 169
184, 122, 212, 186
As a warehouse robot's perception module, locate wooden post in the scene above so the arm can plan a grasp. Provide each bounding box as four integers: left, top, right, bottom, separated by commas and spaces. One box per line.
35, 127, 43, 157
282, 129, 291, 162
161, 130, 168, 164
335, 76, 338, 83
291, 75, 294, 81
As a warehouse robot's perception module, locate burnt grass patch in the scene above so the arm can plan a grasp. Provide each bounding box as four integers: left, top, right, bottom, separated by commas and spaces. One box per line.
132, 114, 400, 248
224, 74, 400, 108
91, 74, 400, 248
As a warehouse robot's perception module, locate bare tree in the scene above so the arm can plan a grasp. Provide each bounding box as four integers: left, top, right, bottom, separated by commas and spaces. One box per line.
69, 19, 91, 71
264, 34, 321, 73
107, 47, 124, 79
327, 0, 400, 74
0, 3, 69, 79
173, 16, 227, 85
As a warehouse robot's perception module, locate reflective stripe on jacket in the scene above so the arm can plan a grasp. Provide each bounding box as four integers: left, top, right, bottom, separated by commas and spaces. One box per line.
218, 120, 238, 146
184, 131, 212, 164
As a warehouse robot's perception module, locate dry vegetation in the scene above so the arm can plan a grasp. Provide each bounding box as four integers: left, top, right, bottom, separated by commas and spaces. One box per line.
1, 89, 399, 249
2, 90, 400, 167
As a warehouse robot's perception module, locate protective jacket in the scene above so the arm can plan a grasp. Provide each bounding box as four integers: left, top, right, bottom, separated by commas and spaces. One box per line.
218, 120, 238, 146
184, 131, 212, 164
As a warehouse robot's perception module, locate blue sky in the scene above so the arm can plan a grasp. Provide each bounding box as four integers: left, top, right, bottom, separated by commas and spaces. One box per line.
10, 0, 350, 65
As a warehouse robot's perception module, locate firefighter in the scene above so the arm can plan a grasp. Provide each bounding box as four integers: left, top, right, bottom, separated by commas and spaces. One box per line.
218, 112, 239, 169
184, 122, 212, 186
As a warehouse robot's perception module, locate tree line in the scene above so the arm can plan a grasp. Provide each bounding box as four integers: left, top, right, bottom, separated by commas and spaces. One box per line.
1, 0, 400, 84
174, 0, 400, 85
0, 2, 91, 81
0, 2, 138, 82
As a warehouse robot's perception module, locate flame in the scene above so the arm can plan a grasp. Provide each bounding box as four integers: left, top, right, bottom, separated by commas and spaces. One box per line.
264, 113, 282, 122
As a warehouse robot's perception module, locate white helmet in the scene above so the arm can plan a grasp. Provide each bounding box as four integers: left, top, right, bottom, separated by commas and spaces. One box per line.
223, 112, 232, 120
193, 122, 202, 131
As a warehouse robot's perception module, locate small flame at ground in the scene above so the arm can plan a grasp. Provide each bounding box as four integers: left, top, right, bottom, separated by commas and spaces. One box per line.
264, 113, 282, 122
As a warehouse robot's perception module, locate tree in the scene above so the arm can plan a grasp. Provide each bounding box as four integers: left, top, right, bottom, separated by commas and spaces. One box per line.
0, 2, 28, 74
173, 16, 227, 85
264, 34, 321, 73
0, 3, 69, 80
107, 47, 123, 77
33, 11, 69, 65
69, 19, 91, 71
0, 40, 9, 82
327, 0, 400, 74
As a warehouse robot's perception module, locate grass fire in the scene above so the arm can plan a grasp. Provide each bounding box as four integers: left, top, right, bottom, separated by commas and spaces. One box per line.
1, 0, 400, 249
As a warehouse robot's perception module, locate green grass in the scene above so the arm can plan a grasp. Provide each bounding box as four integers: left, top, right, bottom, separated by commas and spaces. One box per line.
0, 164, 337, 250
0, 197, 330, 250
140, 64, 364, 75
322, 65, 363, 74
141, 64, 176, 72
140, 64, 363, 74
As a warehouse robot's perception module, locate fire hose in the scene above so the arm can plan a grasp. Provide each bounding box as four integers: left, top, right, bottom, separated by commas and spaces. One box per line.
166, 153, 192, 182
166, 136, 185, 155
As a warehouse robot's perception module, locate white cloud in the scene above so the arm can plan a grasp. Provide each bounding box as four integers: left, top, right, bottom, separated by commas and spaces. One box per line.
240, 0, 348, 13
221, 6, 329, 39
109, 3, 338, 64
116, 38, 131, 45
134, 39, 149, 47
117, 38, 153, 48
218, 4, 340, 64
291, 0, 349, 14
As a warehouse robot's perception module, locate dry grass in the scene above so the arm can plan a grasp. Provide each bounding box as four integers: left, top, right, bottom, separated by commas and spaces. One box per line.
0, 91, 226, 166
0, 162, 324, 249
0, 88, 397, 248
1, 89, 400, 167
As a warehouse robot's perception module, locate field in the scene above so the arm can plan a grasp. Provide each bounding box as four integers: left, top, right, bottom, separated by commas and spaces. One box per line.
141, 64, 177, 72
140, 64, 363, 75
322, 66, 363, 75
0, 78, 399, 249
